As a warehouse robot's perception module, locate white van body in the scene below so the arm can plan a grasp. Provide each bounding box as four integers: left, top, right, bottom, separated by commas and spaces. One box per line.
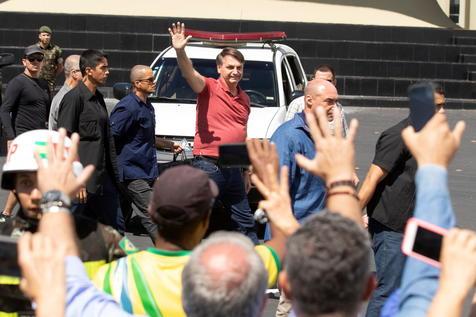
149, 42, 307, 161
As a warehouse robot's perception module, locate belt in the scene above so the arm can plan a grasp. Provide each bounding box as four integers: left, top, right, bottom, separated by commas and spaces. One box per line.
195, 155, 219, 165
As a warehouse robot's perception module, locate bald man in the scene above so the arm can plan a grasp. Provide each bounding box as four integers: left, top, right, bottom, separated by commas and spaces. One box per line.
49, 54, 82, 130
270, 79, 339, 316
182, 232, 268, 317
270, 80, 336, 224
110, 65, 181, 242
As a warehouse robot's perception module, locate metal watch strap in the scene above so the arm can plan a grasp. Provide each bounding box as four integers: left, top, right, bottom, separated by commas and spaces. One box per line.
41, 204, 71, 213
40, 190, 71, 213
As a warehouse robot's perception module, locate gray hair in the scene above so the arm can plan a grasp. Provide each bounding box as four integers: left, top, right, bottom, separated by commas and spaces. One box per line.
286, 211, 371, 316
182, 231, 268, 317
63, 54, 80, 77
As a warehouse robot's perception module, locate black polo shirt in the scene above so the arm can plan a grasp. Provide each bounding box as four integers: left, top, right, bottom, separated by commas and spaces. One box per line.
367, 118, 417, 233
57, 81, 118, 193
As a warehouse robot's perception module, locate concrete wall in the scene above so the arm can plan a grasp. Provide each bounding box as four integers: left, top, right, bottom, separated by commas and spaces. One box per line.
0, 0, 459, 28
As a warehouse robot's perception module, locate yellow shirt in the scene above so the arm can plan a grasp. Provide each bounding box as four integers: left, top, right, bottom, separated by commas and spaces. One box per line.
94, 245, 280, 317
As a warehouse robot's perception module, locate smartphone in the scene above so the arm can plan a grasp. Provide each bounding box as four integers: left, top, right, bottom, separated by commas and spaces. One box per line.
0, 235, 20, 277
408, 82, 436, 131
401, 217, 448, 267
218, 143, 250, 167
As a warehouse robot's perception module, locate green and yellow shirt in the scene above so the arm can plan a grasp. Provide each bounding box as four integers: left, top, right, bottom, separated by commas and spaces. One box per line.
94, 245, 280, 317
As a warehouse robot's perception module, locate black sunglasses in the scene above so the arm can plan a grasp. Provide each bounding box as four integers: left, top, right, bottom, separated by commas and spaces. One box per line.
27, 56, 44, 62
137, 77, 155, 84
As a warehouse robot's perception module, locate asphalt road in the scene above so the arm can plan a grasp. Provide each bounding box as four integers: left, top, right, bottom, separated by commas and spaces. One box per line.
0, 106, 475, 316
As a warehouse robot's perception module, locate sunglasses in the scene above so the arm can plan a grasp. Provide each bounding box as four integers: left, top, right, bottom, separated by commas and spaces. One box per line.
137, 77, 155, 84
27, 56, 44, 62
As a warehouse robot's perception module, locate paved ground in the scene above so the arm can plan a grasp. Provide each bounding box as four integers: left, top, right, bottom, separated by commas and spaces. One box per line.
1, 106, 475, 316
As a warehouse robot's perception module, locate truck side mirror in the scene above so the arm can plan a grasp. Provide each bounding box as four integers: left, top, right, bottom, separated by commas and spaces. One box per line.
113, 83, 132, 100
0, 53, 14, 68
290, 90, 304, 102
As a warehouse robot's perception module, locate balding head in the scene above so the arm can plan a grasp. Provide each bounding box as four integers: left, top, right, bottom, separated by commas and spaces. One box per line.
64, 55, 80, 77
130, 65, 155, 96
304, 79, 338, 121
63, 55, 82, 86
130, 65, 151, 82
182, 232, 268, 317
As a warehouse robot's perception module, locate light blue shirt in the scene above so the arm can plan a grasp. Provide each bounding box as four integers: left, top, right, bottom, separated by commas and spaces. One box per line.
381, 165, 455, 317
66, 256, 136, 317
271, 112, 327, 220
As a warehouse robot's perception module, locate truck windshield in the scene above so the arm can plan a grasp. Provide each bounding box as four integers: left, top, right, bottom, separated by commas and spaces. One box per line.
151, 58, 278, 107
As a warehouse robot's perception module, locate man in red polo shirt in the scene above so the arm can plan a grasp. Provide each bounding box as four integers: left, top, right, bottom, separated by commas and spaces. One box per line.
169, 22, 258, 243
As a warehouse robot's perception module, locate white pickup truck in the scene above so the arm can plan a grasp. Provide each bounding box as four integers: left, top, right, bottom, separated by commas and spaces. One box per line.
114, 31, 307, 162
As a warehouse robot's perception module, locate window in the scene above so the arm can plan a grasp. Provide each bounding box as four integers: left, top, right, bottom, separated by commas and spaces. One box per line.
281, 59, 293, 106
285, 55, 305, 91
152, 58, 278, 107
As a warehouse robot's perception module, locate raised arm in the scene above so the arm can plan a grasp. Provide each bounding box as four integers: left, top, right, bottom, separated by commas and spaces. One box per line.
35, 129, 94, 256
394, 113, 465, 317
168, 22, 206, 94
31, 129, 135, 317
427, 229, 476, 317
247, 139, 299, 260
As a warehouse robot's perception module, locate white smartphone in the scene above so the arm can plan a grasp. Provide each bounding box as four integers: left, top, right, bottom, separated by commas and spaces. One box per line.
401, 217, 448, 268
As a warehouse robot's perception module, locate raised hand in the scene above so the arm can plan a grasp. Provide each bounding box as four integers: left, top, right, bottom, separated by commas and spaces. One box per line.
296, 106, 359, 186
247, 139, 298, 235
168, 22, 192, 51
34, 128, 94, 199
440, 229, 476, 294
18, 232, 66, 317
252, 164, 298, 236
402, 114, 465, 168
246, 138, 279, 188
428, 228, 476, 317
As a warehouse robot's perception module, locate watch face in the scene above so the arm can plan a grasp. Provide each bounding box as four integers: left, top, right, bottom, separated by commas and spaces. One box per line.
45, 190, 62, 201
41, 190, 71, 206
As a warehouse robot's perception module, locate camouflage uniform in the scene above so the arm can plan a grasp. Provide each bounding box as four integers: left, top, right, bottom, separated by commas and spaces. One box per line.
38, 42, 62, 92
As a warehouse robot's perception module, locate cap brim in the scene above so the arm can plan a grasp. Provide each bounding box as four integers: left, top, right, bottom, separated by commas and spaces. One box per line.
26, 51, 44, 56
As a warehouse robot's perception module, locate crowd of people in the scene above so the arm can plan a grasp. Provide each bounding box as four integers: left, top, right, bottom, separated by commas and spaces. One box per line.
0, 21, 475, 317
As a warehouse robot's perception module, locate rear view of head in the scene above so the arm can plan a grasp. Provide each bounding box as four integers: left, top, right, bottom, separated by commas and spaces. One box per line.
281, 212, 373, 317
149, 165, 218, 247
182, 231, 268, 317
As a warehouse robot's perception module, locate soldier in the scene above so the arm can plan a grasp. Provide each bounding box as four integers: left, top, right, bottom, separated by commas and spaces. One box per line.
36, 25, 63, 93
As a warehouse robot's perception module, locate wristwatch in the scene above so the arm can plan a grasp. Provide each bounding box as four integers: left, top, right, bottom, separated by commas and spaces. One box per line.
40, 190, 71, 213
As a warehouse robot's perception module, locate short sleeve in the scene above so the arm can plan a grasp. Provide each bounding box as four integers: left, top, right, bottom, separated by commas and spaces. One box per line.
373, 129, 404, 173
198, 77, 213, 97
254, 245, 281, 287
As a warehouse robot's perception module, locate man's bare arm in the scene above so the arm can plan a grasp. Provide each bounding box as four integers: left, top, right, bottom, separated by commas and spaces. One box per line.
358, 164, 388, 209
168, 22, 205, 93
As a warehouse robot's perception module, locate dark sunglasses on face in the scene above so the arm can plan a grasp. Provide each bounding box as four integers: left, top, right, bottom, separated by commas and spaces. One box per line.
137, 77, 155, 84
27, 56, 44, 62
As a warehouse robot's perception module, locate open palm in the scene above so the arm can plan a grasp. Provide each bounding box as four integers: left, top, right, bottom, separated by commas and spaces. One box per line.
168, 22, 192, 50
